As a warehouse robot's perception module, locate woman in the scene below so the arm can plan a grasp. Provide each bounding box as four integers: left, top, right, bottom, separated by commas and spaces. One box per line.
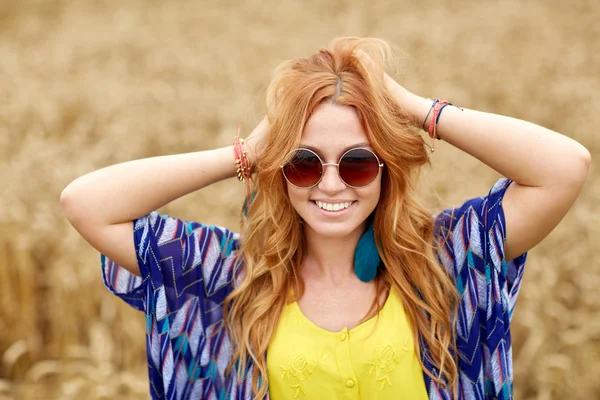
61, 38, 591, 399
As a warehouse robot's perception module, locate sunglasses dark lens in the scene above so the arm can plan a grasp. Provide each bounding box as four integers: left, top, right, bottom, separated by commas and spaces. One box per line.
282, 149, 322, 187
339, 148, 380, 187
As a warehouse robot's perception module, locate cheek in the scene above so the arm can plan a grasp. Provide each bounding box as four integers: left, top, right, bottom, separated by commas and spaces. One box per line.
358, 179, 382, 204
286, 184, 307, 210
356, 182, 382, 218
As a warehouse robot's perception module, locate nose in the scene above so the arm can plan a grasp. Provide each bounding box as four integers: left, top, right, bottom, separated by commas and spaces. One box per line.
317, 164, 346, 193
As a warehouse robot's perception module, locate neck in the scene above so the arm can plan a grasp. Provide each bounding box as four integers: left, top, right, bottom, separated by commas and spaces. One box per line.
301, 222, 366, 284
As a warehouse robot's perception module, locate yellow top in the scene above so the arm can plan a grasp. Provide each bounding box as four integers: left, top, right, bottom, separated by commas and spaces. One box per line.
267, 287, 428, 399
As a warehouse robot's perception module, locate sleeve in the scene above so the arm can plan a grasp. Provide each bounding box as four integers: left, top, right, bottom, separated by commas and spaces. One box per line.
100, 211, 241, 314
434, 178, 528, 319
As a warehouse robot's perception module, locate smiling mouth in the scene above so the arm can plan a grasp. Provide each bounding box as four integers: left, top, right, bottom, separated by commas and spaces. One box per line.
311, 200, 356, 212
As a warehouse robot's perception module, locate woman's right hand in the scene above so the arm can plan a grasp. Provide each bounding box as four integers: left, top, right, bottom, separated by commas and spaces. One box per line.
245, 116, 269, 167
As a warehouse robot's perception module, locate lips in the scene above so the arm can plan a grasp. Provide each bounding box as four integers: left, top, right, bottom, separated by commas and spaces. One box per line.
311, 200, 356, 213
314, 200, 354, 211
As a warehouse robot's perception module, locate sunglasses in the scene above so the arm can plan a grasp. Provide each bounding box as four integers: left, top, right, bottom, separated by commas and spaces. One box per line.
281, 147, 384, 188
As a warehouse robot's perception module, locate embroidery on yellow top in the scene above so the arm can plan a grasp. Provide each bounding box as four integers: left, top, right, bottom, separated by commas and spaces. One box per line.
281, 349, 329, 398
367, 339, 409, 391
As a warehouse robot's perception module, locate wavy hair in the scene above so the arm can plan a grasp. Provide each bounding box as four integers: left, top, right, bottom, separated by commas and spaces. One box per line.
223, 37, 459, 399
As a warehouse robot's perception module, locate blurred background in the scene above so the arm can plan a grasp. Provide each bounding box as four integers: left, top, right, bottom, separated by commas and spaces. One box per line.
0, 0, 598, 399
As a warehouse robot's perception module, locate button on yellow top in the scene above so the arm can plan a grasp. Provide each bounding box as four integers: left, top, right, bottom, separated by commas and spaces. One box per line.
267, 287, 428, 399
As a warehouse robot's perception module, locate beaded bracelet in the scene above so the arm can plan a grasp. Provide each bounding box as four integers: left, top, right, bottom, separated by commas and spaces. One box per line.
233, 125, 251, 183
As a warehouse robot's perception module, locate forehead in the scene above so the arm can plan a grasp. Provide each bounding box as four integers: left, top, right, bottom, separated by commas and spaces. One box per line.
301, 102, 370, 158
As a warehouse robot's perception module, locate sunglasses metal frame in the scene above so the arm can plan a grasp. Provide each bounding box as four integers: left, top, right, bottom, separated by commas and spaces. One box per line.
280, 147, 384, 189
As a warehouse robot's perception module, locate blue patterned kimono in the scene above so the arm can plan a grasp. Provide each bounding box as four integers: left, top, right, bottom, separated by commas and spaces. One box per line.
101, 178, 527, 399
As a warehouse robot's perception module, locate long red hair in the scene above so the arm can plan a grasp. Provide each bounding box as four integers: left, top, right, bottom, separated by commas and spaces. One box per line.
223, 37, 459, 399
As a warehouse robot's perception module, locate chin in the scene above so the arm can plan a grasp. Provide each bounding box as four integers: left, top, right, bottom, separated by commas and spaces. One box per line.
296, 199, 372, 239
303, 218, 365, 239
307, 226, 353, 239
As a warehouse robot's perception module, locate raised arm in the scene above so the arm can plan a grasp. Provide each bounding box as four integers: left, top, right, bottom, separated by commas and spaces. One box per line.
60, 118, 268, 275
386, 76, 591, 261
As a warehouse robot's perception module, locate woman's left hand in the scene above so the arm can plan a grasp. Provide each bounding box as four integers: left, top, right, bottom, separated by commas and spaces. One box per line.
354, 49, 431, 131
383, 75, 432, 130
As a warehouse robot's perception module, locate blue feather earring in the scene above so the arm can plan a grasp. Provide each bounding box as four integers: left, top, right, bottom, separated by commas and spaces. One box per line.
242, 190, 258, 217
353, 218, 381, 282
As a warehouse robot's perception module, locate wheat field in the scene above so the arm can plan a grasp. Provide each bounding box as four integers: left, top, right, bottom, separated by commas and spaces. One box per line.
0, 0, 598, 399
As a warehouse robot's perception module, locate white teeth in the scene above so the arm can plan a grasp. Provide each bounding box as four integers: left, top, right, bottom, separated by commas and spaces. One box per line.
315, 201, 353, 211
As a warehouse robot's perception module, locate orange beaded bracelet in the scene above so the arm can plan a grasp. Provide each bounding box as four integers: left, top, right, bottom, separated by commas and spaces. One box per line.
233, 125, 252, 195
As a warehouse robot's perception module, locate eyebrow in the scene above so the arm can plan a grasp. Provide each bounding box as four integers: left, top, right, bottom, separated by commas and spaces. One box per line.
298, 142, 372, 157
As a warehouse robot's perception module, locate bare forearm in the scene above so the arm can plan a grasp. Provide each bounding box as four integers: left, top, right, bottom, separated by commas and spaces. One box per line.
61, 146, 237, 225
398, 87, 591, 187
